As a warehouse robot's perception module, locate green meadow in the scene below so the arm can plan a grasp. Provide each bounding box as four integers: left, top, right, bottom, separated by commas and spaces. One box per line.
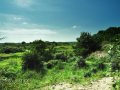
0, 27, 120, 90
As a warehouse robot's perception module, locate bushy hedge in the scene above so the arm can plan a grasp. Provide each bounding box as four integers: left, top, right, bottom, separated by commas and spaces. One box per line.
0, 46, 24, 54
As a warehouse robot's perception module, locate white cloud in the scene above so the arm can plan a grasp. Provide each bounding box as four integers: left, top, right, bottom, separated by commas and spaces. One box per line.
14, 0, 34, 8
1, 28, 57, 36
72, 25, 77, 29
13, 17, 23, 21
0, 28, 57, 42
22, 22, 28, 25
0, 13, 25, 22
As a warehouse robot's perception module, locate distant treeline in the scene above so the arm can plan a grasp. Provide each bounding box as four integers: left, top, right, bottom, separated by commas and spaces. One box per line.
93, 27, 120, 43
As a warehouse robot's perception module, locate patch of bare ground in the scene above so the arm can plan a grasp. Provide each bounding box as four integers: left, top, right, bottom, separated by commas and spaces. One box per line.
91, 51, 108, 59
43, 77, 113, 90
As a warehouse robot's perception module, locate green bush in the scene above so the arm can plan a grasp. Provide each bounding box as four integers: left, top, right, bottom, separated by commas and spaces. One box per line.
46, 60, 58, 69
77, 58, 87, 68
22, 52, 44, 72
84, 72, 91, 78
112, 80, 120, 90
55, 53, 68, 61
97, 62, 106, 70
75, 32, 100, 57
55, 61, 65, 70
112, 59, 120, 71
0, 69, 16, 80
32, 40, 54, 61
0, 46, 24, 54
91, 68, 98, 73
43, 51, 54, 61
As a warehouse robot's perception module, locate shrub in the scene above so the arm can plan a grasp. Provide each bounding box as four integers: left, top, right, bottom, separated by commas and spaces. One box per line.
22, 52, 44, 72
75, 32, 100, 57
91, 68, 98, 73
43, 51, 54, 62
0, 76, 14, 90
111, 59, 120, 71
84, 72, 91, 78
77, 58, 87, 68
46, 60, 58, 69
97, 62, 106, 70
0, 68, 17, 80
55, 53, 68, 61
32, 40, 54, 61
55, 61, 65, 70
22, 40, 55, 72
112, 80, 120, 90
0, 46, 24, 54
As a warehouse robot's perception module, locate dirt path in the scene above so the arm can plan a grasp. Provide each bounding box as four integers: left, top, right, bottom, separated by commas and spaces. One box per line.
44, 77, 113, 90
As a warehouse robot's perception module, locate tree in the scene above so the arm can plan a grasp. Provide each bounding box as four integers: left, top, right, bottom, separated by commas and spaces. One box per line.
75, 32, 100, 58
93, 27, 120, 43
22, 40, 55, 72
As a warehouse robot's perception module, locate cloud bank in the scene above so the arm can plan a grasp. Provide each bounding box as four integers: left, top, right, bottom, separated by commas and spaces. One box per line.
0, 28, 57, 42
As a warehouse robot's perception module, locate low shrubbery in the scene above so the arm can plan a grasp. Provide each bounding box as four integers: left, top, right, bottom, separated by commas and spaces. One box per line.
22, 40, 55, 72
77, 58, 87, 68
97, 61, 106, 70
22, 52, 44, 72
46, 60, 58, 69
0, 46, 24, 54
74, 32, 100, 58
84, 72, 91, 78
55, 53, 68, 61
111, 59, 120, 71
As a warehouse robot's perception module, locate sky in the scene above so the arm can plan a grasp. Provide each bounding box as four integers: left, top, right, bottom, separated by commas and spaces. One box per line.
0, 0, 120, 42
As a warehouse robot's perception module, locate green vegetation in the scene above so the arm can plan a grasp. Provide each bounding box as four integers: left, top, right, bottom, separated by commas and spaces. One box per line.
0, 27, 120, 90
74, 32, 100, 58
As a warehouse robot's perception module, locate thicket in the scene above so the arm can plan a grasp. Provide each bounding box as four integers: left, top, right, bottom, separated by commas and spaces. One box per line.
22, 40, 55, 72
74, 32, 100, 58
0, 46, 24, 54
93, 27, 120, 43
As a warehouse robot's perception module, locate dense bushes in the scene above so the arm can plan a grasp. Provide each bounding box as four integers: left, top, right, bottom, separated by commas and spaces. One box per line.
111, 59, 120, 71
0, 46, 24, 54
55, 53, 68, 61
22, 52, 44, 72
97, 61, 106, 70
46, 60, 58, 69
22, 40, 55, 72
77, 58, 87, 68
75, 32, 100, 58
93, 27, 120, 43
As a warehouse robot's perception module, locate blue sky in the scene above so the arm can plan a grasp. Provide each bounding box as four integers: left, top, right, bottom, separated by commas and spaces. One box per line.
0, 0, 120, 42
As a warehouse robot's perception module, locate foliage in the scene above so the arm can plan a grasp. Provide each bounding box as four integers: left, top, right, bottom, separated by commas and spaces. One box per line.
0, 27, 120, 89
77, 58, 87, 68
32, 40, 54, 61
22, 40, 56, 72
111, 59, 120, 71
93, 27, 120, 43
112, 80, 120, 90
84, 72, 91, 78
22, 52, 44, 72
55, 53, 68, 61
97, 61, 106, 70
108, 40, 120, 72
21, 41, 26, 44
0, 46, 24, 54
46, 60, 58, 69
75, 32, 100, 57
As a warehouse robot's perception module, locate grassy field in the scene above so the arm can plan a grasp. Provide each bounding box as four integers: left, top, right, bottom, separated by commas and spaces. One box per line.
0, 43, 120, 90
